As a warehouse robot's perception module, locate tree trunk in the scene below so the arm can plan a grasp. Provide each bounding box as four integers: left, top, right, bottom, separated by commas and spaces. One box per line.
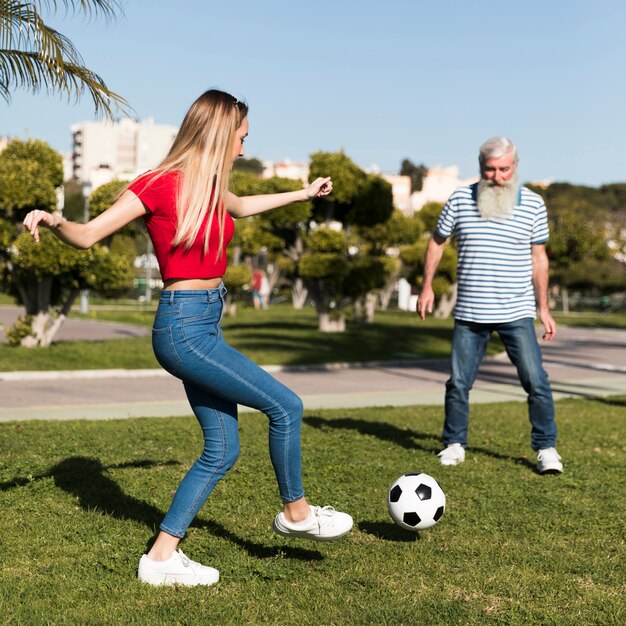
318, 313, 345, 332
380, 267, 402, 311
291, 278, 308, 310
354, 292, 377, 324
224, 294, 237, 316
19, 287, 80, 347
434, 283, 457, 319
562, 286, 569, 315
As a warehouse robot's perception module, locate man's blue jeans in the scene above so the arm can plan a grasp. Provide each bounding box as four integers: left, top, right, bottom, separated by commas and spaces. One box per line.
444, 317, 557, 451
152, 286, 305, 539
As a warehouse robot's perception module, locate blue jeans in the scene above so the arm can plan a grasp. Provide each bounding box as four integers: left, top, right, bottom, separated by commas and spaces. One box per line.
444, 317, 557, 451
152, 286, 304, 538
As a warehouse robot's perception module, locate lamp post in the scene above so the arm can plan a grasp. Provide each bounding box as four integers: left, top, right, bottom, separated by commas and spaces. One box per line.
80, 182, 92, 314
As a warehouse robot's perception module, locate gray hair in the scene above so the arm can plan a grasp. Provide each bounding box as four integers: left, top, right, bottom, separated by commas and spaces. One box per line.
479, 136, 518, 168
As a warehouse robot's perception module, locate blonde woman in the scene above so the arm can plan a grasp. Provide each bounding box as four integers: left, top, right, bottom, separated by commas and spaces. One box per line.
23, 89, 353, 587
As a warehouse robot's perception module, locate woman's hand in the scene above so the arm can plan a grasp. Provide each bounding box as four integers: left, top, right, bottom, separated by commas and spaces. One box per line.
305, 177, 333, 199
23, 210, 64, 243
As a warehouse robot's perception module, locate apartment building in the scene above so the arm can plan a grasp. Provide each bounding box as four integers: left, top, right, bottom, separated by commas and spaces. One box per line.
71, 117, 178, 187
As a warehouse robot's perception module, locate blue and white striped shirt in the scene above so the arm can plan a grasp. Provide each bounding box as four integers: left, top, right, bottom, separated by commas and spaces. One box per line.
436, 183, 549, 323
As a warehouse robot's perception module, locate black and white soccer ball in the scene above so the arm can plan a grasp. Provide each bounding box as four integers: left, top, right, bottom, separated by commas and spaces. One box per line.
388, 473, 446, 531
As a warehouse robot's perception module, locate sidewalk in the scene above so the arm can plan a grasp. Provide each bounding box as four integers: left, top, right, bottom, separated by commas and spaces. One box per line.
1, 324, 625, 422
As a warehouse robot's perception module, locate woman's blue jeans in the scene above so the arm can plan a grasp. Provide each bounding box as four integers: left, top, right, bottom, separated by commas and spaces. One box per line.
152, 286, 304, 539
444, 317, 557, 451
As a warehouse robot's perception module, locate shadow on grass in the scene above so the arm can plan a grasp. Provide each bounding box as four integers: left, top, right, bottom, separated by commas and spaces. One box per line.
1, 456, 322, 562
303, 415, 440, 453
359, 520, 421, 542
195, 519, 322, 561
303, 415, 536, 471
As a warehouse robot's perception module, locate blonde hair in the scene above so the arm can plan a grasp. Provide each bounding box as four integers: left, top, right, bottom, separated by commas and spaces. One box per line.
141, 89, 248, 258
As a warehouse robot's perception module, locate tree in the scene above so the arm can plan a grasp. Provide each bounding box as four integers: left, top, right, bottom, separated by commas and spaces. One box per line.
400, 237, 458, 318
400, 159, 427, 193
62, 179, 85, 222
304, 152, 396, 329
0, 138, 62, 218
356, 209, 423, 311
0, 139, 133, 346
526, 181, 626, 310
309, 150, 367, 224
230, 171, 315, 309
1, 0, 130, 117
416, 201, 443, 234
232, 157, 264, 177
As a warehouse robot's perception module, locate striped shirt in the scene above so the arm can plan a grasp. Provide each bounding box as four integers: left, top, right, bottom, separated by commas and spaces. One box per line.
435, 183, 549, 323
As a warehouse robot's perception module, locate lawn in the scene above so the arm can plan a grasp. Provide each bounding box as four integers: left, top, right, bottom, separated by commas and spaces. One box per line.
1, 397, 624, 625
2, 303, 626, 372
0, 306, 465, 371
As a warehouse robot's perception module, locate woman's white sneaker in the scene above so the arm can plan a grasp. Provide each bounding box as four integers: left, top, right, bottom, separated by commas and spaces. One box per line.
273, 505, 353, 541
138, 549, 219, 586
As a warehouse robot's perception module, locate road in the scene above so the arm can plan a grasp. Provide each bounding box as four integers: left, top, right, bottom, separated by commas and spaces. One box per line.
1, 312, 624, 422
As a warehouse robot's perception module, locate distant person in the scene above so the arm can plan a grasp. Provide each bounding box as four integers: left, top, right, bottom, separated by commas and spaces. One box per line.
259, 269, 271, 309
250, 268, 264, 309
417, 136, 563, 475
23, 89, 353, 587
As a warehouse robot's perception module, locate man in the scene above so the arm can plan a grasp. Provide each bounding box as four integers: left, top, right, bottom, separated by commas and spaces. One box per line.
417, 136, 563, 474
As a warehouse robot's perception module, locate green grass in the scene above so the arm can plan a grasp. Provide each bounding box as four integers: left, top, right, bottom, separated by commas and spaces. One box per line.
552, 312, 626, 329
2, 303, 626, 372
0, 306, 468, 371
1, 397, 624, 625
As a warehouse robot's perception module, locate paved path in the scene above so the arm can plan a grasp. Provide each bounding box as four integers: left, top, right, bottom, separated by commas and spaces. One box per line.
0, 306, 150, 343
1, 315, 624, 421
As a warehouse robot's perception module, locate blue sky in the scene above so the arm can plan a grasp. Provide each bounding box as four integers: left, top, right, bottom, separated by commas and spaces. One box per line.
2, 0, 625, 186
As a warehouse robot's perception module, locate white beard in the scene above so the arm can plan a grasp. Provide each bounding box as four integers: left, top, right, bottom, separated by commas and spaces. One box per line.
477, 173, 519, 220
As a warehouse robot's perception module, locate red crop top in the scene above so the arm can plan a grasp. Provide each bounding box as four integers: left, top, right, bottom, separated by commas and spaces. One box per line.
128, 171, 235, 281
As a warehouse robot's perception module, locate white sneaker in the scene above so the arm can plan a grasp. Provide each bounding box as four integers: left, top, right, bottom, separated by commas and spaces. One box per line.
138, 549, 219, 586
536, 447, 563, 474
438, 443, 465, 466
273, 505, 353, 541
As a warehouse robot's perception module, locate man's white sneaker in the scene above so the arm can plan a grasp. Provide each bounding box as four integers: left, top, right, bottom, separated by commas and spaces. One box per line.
438, 443, 465, 466
138, 549, 219, 586
273, 505, 353, 541
536, 447, 563, 474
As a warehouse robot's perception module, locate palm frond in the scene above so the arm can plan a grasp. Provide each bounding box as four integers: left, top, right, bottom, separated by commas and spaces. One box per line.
0, 0, 131, 118
0, 49, 130, 116
29, 1, 121, 20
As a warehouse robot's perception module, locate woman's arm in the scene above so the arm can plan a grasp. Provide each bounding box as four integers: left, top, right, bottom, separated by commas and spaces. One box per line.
23, 191, 148, 249
226, 177, 332, 218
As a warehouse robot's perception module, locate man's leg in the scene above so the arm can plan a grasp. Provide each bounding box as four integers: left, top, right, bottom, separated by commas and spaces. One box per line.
497, 318, 558, 451
443, 320, 491, 447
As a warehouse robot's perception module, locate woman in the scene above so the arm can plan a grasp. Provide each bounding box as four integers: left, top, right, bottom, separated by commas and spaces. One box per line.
23, 89, 352, 587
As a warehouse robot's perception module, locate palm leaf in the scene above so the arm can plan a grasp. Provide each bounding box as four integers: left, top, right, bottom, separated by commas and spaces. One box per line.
0, 0, 130, 118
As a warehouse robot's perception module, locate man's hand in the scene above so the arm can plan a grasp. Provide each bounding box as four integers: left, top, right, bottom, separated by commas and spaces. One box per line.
538, 309, 556, 341
417, 285, 435, 320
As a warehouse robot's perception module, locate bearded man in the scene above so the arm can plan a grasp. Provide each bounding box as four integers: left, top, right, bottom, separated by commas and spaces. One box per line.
417, 136, 563, 474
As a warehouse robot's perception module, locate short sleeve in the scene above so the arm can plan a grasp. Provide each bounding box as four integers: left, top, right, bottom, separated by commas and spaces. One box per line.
531, 200, 549, 244
128, 171, 177, 214
435, 198, 456, 239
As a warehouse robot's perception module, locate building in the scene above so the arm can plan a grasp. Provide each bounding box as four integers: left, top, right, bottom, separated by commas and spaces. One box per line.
262, 159, 309, 183
410, 165, 478, 213
71, 118, 178, 188
381, 174, 412, 213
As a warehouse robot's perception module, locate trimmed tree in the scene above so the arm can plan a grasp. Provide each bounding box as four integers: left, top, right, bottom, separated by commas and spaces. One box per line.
0, 139, 133, 346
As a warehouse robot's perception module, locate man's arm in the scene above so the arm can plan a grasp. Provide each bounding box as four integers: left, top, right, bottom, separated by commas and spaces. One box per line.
531, 243, 556, 340
417, 234, 447, 320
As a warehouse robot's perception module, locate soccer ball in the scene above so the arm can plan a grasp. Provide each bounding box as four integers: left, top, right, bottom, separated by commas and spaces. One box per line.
388, 473, 446, 531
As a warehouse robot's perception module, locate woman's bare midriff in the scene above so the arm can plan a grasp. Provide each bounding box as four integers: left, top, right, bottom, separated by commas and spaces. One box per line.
163, 277, 223, 291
